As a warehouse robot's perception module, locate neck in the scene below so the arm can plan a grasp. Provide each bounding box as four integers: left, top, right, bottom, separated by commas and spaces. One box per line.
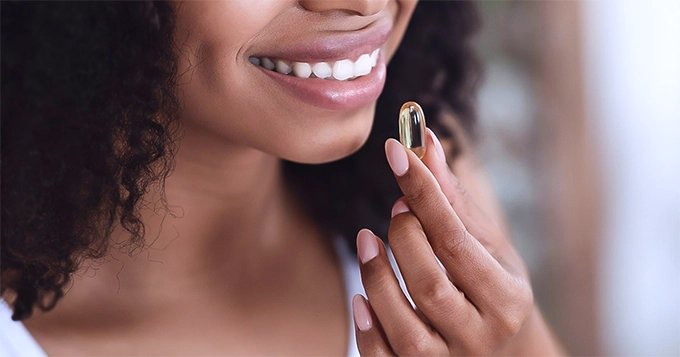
155, 124, 296, 266
46, 123, 331, 315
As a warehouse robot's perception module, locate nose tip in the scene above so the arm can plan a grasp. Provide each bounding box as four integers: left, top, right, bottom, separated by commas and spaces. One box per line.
299, 0, 389, 17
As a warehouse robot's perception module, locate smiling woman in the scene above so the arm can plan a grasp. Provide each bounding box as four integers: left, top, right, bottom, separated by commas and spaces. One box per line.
1, 1, 562, 356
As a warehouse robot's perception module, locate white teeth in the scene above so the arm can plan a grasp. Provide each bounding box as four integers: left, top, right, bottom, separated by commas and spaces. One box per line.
262, 57, 275, 70
248, 57, 260, 66
332, 59, 354, 81
353, 54, 372, 77
312, 62, 332, 79
370, 49, 379, 67
250, 48, 380, 81
292, 62, 312, 78
276, 60, 292, 74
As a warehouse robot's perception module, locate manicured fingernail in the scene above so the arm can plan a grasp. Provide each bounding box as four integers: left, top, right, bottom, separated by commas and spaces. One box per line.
352, 295, 373, 331
391, 200, 410, 218
357, 229, 379, 264
385, 139, 409, 176
427, 128, 446, 163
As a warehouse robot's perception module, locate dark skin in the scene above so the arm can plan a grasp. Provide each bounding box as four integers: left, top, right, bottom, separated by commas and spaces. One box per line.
355, 127, 566, 356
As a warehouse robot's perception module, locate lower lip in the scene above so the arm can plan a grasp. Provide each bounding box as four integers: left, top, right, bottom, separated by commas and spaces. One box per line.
255, 57, 387, 111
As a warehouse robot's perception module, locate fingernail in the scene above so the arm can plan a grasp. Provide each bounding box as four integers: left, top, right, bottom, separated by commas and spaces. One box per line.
385, 139, 409, 176
352, 295, 373, 332
428, 128, 447, 163
391, 200, 410, 218
357, 229, 379, 264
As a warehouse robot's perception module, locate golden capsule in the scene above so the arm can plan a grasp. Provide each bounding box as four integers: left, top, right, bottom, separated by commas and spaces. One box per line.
398, 101, 427, 159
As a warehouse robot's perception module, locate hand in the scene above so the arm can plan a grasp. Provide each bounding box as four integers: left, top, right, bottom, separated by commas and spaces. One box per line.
353, 127, 551, 356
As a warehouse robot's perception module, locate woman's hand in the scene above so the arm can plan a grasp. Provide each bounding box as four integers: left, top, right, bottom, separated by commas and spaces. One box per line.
353, 127, 563, 356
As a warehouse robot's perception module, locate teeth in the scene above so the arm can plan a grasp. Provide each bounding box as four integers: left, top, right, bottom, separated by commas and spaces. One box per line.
261, 57, 275, 70
370, 49, 379, 67
248, 48, 380, 81
332, 59, 353, 81
353, 54, 372, 77
312, 62, 332, 79
276, 60, 292, 74
292, 62, 312, 78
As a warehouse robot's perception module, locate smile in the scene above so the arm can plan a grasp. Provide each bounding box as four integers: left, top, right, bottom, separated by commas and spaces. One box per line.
247, 21, 391, 111
248, 49, 380, 81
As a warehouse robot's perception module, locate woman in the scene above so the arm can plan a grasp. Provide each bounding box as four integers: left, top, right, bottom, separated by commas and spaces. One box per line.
1, 1, 564, 355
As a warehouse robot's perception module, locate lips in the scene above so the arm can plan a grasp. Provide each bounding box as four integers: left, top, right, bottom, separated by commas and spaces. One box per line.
248, 22, 392, 64
247, 22, 392, 111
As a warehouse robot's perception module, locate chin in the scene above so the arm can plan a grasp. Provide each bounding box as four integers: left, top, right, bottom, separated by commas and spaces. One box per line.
275, 109, 375, 165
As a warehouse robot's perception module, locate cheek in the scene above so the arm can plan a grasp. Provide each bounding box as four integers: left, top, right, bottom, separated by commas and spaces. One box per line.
174, 0, 284, 124
384, 0, 417, 63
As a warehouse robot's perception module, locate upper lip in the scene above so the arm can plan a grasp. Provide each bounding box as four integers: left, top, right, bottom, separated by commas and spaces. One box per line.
248, 20, 393, 63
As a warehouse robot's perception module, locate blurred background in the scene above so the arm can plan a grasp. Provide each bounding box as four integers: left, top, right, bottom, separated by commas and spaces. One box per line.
474, 0, 679, 355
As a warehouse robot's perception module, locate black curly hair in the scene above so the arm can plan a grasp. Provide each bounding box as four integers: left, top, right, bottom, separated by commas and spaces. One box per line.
1, 1, 482, 321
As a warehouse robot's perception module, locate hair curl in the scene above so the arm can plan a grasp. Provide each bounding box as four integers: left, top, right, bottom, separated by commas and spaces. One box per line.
1, 1, 482, 321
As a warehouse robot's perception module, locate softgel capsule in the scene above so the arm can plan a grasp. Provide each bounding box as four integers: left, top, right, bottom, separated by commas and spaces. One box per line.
398, 101, 427, 159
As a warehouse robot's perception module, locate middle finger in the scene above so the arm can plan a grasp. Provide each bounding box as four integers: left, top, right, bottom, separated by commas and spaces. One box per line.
388, 201, 483, 345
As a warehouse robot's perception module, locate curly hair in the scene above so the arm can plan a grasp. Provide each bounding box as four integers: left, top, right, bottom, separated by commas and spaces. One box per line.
1, 1, 482, 321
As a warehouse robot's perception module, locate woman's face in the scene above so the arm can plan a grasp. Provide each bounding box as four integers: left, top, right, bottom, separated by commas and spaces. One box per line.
173, 0, 418, 163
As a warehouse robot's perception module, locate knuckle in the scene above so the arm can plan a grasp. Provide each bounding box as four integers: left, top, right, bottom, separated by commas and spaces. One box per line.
498, 309, 524, 337
433, 228, 468, 258
416, 279, 456, 310
497, 281, 534, 337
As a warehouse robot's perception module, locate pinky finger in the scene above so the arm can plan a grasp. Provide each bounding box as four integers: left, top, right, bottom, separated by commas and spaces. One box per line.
353, 294, 395, 357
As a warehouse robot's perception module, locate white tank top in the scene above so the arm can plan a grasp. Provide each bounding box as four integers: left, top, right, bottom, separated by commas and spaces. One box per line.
0, 237, 369, 357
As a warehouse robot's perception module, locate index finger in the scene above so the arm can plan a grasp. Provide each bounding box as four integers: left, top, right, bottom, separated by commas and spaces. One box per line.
384, 138, 512, 309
